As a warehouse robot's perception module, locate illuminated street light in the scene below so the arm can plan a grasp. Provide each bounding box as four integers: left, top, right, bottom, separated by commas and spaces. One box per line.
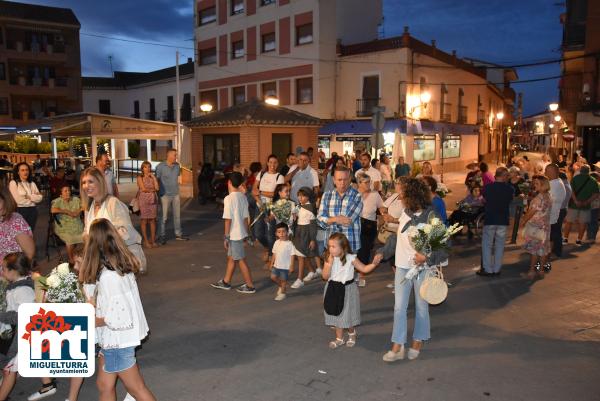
200, 103, 213, 112
496, 112, 504, 120
554, 115, 562, 122
420, 91, 432, 104
549, 103, 559, 112
549, 123, 555, 128
265, 96, 280, 106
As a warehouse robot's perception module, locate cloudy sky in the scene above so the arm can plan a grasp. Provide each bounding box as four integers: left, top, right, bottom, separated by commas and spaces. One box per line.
28, 0, 563, 115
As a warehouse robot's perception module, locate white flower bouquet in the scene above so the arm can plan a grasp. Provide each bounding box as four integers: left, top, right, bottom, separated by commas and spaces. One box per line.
401, 216, 462, 283
0, 280, 12, 340
435, 182, 451, 198
270, 199, 294, 223
38, 263, 84, 303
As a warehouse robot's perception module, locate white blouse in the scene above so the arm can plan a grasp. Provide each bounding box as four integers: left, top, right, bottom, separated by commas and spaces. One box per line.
9, 180, 43, 207
85, 196, 142, 246
96, 269, 149, 349
296, 205, 316, 225
360, 191, 383, 221
394, 212, 421, 270
329, 254, 357, 283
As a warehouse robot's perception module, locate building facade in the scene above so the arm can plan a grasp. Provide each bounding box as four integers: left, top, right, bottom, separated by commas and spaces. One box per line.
194, 0, 383, 120
0, 1, 82, 128
560, 0, 600, 163
82, 59, 196, 162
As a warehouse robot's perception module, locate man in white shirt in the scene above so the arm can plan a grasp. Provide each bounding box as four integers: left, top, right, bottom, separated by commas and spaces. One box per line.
285, 151, 319, 202
95, 153, 119, 197
545, 163, 566, 267
359, 153, 382, 192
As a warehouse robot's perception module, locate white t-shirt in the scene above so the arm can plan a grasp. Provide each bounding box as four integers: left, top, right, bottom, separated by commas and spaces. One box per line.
297, 204, 316, 225
103, 169, 116, 195
272, 239, 295, 270
257, 171, 285, 201
358, 166, 381, 190
549, 178, 566, 225
329, 254, 356, 283
222, 191, 249, 241
380, 164, 392, 182
288, 165, 319, 202
395, 211, 421, 270
360, 191, 384, 221
383, 192, 404, 231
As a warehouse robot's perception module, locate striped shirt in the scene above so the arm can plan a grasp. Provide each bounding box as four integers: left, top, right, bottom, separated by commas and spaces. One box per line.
317, 187, 363, 252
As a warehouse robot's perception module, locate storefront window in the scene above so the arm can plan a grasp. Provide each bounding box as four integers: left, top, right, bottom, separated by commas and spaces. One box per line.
413, 135, 436, 161
442, 135, 461, 158
203, 134, 240, 170
318, 138, 330, 159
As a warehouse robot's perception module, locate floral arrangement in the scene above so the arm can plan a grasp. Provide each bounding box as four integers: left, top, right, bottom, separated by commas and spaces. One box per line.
0, 280, 12, 340
38, 263, 84, 303
435, 182, 451, 198
517, 181, 531, 196
400, 216, 462, 283
250, 199, 295, 227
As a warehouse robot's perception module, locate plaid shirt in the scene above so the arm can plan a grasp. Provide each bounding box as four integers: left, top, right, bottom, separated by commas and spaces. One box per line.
317, 187, 363, 252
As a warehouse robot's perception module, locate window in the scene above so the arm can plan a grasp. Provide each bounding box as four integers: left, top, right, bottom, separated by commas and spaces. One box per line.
200, 90, 218, 110
99, 99, 111, 115
0, 98, 8, 115
231, 0, 244, 15
199, 47, 217, 65
199, 6, 216, 25
232, 40, 244, 59
296, 77, 313, 104
147, 98, 156, 120
261, 0, 275, 5
413, 135, 436, 161
296, 23, 313, 45
0, 63, 5, 81
261, 32, 276, 53
133, 100, 140, 118
232, 86, 246, 105
203, 134, 240, 167
262, 81, 277, 99
442, 135, 461, 159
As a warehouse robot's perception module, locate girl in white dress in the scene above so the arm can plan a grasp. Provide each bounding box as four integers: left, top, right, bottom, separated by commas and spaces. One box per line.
80, 218, 155, 401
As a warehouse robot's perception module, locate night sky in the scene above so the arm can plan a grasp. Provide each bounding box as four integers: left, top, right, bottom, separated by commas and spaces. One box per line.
26, 0, 563, 116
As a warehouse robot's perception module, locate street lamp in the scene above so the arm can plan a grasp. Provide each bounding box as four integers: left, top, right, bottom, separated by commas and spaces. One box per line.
200, 103, 213, 113
549, 103, 559, 112
420, 91, 432, 104
265, 96, 280, 106
554, 115, 562, 122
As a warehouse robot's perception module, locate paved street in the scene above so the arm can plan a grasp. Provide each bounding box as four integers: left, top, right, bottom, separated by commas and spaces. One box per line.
16, 190, 600, 401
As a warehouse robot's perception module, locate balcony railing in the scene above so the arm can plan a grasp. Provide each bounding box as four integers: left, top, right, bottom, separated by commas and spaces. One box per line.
457, 106, 468, 124
162, 109, 175, 122
356, 98, 380, 117
477, 109, 486, 125
9, 76, 68, 88
131, 113, 140, 119
145, 111, 157, 121
440, 103, 452, 121
6, 40, 66, 54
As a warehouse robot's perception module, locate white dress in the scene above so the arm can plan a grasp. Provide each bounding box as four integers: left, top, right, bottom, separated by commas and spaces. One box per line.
96, 269, 149, 349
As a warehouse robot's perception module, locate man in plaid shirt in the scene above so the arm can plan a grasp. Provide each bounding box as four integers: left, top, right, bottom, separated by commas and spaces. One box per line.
318, 166, 363, 252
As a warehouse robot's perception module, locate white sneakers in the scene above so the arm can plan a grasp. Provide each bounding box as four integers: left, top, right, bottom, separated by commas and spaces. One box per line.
303, 271, 316, 282
274, 293, 287, 301
291, 278, 305, 289
382, 346, 405, 362
407, 348, 420, 360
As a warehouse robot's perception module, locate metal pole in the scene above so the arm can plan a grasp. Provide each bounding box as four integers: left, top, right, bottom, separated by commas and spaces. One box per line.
176, 50, 181, 161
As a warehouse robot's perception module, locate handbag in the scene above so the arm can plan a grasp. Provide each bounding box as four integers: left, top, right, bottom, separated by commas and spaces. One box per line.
377, 225, 395, 244
324, 280, 351, 316
129, 192, 140, 215
419, 266, 448, 305
523, 222, 546, 241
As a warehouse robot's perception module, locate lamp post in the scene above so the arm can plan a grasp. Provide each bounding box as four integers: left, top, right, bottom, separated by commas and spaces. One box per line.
496, 111, 504, 164
200, 103, 213, 114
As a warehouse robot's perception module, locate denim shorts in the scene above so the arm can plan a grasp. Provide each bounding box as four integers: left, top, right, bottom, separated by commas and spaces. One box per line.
100, 347, 136, 373
271, 268, 289, 281
227, 240, 246, 261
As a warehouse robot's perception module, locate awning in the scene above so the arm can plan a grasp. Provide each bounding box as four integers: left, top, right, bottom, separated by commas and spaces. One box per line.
319, 119, 406, 135
576, 111, 600, 127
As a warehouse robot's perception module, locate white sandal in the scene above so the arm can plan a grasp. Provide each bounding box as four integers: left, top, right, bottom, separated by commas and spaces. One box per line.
329, 338, 345, 349
346, 331, 357, 347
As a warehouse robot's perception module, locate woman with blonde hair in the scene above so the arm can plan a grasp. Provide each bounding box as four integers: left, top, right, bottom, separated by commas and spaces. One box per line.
80, 167, 147, 273
521, 175, 552, 280
136, 161, 159, 248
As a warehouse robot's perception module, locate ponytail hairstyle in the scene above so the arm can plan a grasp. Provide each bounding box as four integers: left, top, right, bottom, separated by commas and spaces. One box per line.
80, 218, 140, 283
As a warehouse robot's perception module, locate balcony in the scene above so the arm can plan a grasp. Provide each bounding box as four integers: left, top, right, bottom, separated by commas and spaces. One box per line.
4, 41, 68, 63
162, 109, 175, 122
145, 111, 157, 121
356, 98, 380, 117
8, 76, 70, 97
457, 106, 468, 124
440, 103, 452, 121
477, 109, 486, 125
562, 23, 585, 50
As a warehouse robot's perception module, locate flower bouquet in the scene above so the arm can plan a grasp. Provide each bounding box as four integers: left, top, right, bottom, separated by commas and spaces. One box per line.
0, 280, 12, 340
38, 263, 84, 303
517, 181, 531, 196
401, 216, 462, 283
270, 199, 294, 223
435, 182, 451, 198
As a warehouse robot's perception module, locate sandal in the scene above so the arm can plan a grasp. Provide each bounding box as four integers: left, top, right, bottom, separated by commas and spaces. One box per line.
329, 338, 345, 349
346, 331, 357, 347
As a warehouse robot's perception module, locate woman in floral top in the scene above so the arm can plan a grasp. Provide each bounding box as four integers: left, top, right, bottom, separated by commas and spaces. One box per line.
521, 176, 552, 280
0, 189, 34, 261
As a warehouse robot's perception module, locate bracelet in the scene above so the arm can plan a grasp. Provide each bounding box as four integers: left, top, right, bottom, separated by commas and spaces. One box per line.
224, 235, 230, 241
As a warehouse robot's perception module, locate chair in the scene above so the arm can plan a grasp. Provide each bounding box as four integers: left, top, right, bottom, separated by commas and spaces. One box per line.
45, 212, 66, 262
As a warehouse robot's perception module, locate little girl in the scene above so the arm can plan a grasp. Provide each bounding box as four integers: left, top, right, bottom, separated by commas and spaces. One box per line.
322, 233, 380, 349
80, 218, 156, 401
0, 252, 35, 401
271, 183, 295, 227
291, 187, 320, 289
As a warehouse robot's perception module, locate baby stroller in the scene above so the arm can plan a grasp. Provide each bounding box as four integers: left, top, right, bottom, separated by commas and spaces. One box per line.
449, 203, 485, 238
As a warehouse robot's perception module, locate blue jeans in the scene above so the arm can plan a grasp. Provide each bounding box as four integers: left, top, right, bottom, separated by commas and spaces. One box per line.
391, 268, 430, 345
482, 225, 507, 273
159, 194, 182, 238
252, 216, 276, 255
587, 208, 599, 241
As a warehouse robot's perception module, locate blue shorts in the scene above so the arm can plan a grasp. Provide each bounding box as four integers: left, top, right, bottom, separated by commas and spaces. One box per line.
271, 268, 289, 281
100, 346, 136, 373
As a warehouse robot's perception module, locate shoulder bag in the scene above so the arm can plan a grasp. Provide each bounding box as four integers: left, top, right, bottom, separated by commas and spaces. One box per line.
419, 266, 448, 305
